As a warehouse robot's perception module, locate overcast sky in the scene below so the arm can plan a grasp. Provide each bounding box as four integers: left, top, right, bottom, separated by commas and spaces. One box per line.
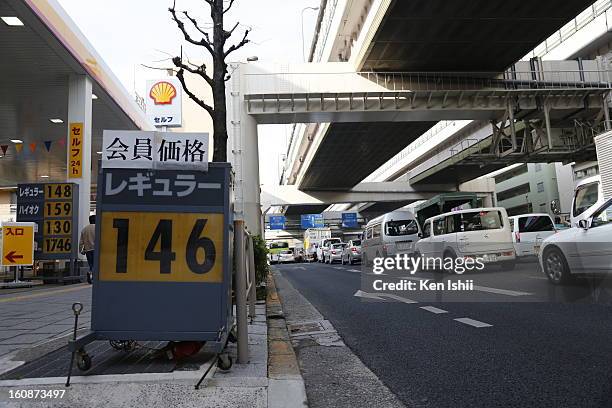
57, 0, 321, 186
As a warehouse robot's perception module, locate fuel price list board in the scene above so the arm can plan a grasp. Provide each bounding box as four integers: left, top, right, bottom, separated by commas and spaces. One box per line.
16, 183, 79, 260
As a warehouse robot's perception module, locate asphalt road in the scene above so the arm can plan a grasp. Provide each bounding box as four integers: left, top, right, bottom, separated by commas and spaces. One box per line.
276, 260, 612, 408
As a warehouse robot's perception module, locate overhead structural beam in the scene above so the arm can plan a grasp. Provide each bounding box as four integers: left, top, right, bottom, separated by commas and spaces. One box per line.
260, 181, 499, 211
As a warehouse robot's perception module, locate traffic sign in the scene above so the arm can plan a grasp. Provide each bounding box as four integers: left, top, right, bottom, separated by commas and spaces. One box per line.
1, 222, 35, 266
269, 215, 286, 230
342, 213, 358, 228
301, 214, 324, 229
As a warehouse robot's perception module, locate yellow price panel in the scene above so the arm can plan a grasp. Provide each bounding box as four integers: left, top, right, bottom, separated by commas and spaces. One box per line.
44, 201, 72, 218
43, 237, 72, 254
99, 212, 224, 283
43, 219, 72, 236
45, 184, 73, 200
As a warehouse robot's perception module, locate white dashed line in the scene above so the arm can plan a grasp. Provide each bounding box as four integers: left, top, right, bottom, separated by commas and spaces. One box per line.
353, 290, 386, 301
348, 269, 361, 273
454, 317, 492, 328
379, 294, 418, 304
333, 267, 344, 270
472, 285, 532, 297
420, 306, 448, 314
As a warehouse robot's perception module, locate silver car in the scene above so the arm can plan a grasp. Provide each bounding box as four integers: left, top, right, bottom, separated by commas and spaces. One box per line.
327, 243, 346, 264
341, 239, 362, 265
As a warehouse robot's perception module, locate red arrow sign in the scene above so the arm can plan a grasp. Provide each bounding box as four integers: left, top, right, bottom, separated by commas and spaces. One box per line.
5, 251, 24, 263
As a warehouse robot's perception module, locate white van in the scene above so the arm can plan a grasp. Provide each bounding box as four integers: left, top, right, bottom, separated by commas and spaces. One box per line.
317, 238, 341, 263
415, 207, 516, 270
571, 175, 604, 227
362, 210, 420, 265
509, 213, 556, 257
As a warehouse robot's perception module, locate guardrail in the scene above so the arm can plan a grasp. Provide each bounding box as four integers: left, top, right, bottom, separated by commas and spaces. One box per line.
530, 0, 612, 58
234, 220, 257, 364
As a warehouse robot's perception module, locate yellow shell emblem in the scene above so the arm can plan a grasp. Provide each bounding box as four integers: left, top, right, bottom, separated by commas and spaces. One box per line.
149, 81, 177, 105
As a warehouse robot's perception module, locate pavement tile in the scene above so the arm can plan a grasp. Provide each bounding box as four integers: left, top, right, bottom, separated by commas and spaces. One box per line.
0, 333, 54, 346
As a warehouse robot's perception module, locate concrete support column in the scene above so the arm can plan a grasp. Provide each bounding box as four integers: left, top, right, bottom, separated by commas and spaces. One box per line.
228, 63, 262, 236
67, 75, 93, 243
241, 113, 262, 236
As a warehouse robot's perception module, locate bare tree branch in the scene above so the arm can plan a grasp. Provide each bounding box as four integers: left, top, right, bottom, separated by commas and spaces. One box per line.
183, 11, 214, 47
224, 21, 239, 39
172, 56, 213, 87
175, 69, 214, 117
223, 0, 236, 13
224, 29, 250, 57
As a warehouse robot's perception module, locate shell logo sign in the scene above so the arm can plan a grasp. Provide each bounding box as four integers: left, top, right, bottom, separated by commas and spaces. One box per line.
146, 77, 182, 127
150, 81, 177, 105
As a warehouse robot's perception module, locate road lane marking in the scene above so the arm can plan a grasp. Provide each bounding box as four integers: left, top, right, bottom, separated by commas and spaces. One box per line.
472, 285, 532, 296
333, 267, 344, 270
379, 294, 418, 304
348, 269, 360, 273
420, 306, 448, 314
454, 318, 492, 328
353, 290, 386, 301
0, 284, 90, 303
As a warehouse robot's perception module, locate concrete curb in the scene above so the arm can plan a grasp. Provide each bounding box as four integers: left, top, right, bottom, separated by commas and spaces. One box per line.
266, 270, 308, 408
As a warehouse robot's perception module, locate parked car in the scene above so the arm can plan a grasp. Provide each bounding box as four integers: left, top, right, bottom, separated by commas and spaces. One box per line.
509, 213, 556, 258
342, 239, 362, 265
415, 207, 516, 271
539, 198, 612, 284
571, 175, 604, 227
362, 210, 420, 266
327, 243, 346, 264
278, 249, 295, 263
318, 238, 341, 263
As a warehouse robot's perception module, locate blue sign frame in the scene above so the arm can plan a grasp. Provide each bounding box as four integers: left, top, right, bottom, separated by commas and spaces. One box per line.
269, 215, 286, 230
342, 213, 358, 228
301, 214, 324, 229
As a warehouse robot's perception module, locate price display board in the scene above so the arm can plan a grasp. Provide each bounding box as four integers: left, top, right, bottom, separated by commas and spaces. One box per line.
16, 183, 79, 260
92, 163, 233, 341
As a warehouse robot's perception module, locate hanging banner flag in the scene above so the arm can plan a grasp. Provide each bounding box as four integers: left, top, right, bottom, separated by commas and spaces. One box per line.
0, 145, 7, 155
29, 143, 36, 153
14, 143, 23, 153
44, 141, 52, 152
68, 123, 83, 178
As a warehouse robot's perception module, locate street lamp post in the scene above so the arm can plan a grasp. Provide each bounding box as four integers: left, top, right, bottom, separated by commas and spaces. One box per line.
301, 6, 320, 62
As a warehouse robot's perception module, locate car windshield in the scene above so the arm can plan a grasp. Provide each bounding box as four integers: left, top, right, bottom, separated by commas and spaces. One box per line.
332, 244, 344, 249
352, 240, 361, 246
573, 182, 599, 216
385, 220, 418, 236
462, 210, 503, 231
518, 216, 554, 232
281, 250, 293, 255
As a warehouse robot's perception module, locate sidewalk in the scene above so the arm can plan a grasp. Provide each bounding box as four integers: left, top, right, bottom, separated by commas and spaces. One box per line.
0, 283, 309, 407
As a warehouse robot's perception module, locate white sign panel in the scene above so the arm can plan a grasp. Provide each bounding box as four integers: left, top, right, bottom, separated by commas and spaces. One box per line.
146, 77, 183, 127
102, 130, 209, 171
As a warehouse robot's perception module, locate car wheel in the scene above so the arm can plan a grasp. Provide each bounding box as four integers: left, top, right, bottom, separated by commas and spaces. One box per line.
543, 247, 571, 285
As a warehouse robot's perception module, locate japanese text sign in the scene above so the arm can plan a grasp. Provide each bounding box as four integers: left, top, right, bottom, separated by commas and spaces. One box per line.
68, 123, 83, 178
342, 213, 358, 228
1, 222, 35, 266
102, 131, 209, 171
146, 77, 182, 127
269, 215, 286, 230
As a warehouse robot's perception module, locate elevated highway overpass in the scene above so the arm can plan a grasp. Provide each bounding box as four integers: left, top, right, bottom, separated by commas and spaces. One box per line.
275, 0, 600, 194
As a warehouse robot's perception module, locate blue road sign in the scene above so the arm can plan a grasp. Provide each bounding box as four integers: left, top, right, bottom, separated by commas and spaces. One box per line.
269, 215, 286, 230
301, 214, 324, 229
342, 212, 358, 228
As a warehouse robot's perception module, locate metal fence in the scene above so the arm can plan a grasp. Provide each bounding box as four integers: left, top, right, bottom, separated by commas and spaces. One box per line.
234, 220, 257, 364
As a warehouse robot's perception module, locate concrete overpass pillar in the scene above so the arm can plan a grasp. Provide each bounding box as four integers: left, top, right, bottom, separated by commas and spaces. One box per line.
67, 75, 92, 246
227, 63, 262, 236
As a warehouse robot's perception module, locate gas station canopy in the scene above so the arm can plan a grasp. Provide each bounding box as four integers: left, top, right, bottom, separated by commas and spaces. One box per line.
0, 0, 153, 186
